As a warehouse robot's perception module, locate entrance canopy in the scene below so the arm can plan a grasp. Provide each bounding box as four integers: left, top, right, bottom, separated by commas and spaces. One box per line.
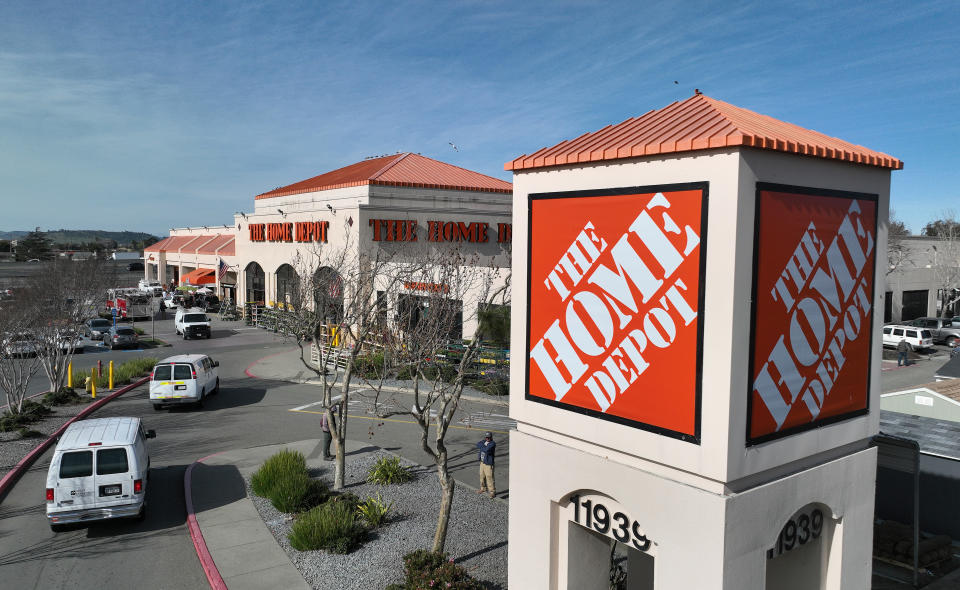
180, 268, 215, 286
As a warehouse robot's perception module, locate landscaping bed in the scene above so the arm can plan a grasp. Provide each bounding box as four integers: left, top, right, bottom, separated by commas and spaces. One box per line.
247, 449, 507, 590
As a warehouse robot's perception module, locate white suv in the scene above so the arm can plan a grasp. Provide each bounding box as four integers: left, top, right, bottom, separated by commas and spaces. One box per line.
882, 325, 933, 351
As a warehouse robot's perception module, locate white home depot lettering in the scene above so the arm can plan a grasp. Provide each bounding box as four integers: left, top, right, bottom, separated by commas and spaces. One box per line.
752, 200, 874, 430
529, 192, 701, 412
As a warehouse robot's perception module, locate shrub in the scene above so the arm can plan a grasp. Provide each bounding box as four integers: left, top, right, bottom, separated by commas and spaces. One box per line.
354, 352, 386, 380
250, 449, 308, 499
288, 500, 368, 553
357, 493, 393, 528
0, 400, 53, 432
367, 456, 414, 485
395, 549, 484, 590
44, 387, 88, 406
300, 478, 331, 511
270, 471, 311, 513
71, 356, 157, 392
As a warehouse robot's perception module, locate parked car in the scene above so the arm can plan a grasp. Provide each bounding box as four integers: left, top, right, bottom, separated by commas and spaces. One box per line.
56, 331, 86, 354
46, 417, 155, 531
907, 317, 960, 347
149, 354, 220, 410
103, 326, 139, 350
175, 308, 211, 339
2, 332, 39, 357
85, 318, 113, 340
882, 325, 934, 351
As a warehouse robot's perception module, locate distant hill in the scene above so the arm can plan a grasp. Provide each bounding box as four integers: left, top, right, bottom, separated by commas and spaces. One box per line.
0, 230, 160, 246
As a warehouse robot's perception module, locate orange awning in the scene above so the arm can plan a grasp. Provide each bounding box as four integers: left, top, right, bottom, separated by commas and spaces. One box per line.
180, 268, 216, 286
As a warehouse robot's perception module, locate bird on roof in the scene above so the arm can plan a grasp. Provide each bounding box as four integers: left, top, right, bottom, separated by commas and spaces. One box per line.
449, 141, 459, 152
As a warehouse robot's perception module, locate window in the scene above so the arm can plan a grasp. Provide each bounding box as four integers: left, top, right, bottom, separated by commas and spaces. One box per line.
184, 314, 207, 322
906, 330, 917, 338
96, 448, 129, 475
173, 364, 193, 380
883, 327, 891, 335
60, 451, 93, 478
116, 328, 135, 335
922, 330, 933, 339
893, 329, 903, 336
153, 364, 172, 380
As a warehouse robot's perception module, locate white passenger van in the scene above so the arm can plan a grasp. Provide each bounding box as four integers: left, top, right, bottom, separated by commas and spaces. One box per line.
46, 417, 155, 532
149, 354, 220, 410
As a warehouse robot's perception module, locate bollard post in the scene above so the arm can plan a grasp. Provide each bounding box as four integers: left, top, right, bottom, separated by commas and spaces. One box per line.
109, 361, 114, 390
68, 362, 73, 388
98, 359, 103, 378
91, 375, 97, 399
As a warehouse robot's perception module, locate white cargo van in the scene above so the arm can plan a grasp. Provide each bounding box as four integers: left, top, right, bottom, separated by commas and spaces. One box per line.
46, 417, 155, 531
149, 354, 220, 410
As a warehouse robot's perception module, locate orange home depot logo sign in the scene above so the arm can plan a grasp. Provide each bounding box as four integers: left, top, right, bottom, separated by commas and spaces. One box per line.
526, 184, 707, 442
748, 184, 877, 445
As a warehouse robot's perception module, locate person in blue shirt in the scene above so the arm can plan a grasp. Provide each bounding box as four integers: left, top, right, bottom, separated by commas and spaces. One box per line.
476, 432, 496, 498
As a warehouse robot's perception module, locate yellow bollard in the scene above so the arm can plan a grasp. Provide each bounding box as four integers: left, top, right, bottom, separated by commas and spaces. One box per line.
91, 375, 97, 399
68, 363, 73, 388
109, 361, 114, 390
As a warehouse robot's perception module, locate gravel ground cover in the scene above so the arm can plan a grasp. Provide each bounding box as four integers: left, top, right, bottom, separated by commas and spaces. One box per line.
247, 449, 508, 590
0, 397, 93, 479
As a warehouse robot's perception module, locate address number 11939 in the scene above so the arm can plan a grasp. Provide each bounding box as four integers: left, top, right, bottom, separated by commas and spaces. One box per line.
569, 494, 651, 552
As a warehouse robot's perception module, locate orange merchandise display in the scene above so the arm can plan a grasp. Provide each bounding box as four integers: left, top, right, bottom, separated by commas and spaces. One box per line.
526, 183, 707, 442
748, 184, 877, 444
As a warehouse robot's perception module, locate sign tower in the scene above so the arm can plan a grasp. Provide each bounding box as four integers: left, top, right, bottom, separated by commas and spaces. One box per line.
506, 93, 902, 589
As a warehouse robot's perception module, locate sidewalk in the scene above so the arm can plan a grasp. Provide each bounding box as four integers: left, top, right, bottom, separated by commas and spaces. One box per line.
187, 441, 317, 590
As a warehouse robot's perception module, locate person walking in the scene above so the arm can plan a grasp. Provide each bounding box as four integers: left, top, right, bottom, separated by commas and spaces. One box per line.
320, 405, 337, 460
897, 338, 910, 367
476, 431, 496, 498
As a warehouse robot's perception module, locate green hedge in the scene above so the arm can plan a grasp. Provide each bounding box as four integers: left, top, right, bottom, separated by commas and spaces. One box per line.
385, 549, 484, 590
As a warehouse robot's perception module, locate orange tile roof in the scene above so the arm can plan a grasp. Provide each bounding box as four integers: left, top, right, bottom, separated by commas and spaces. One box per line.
146, 234, 237, 257
256, 152, 511, 200
197, 234, 234, 255
505, 93, 903, 172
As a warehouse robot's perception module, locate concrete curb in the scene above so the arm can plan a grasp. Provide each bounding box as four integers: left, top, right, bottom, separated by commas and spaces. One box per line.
184, 452, 228, 590
0, 375, 150, 500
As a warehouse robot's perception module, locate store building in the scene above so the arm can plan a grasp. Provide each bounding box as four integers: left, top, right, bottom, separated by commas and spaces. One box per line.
145, 152, 512, 338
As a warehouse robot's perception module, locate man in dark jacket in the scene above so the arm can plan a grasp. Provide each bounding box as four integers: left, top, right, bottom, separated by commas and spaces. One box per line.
476, 432, 496, 498
897, 338, 910, 367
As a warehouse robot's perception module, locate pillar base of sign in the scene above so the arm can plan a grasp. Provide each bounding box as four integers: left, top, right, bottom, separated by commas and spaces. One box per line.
507, 429, 877, 590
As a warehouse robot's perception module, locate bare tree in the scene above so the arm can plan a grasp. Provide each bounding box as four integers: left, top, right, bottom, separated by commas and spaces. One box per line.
924, 210, 960, 317
373, 247, 510, 553
282, 225, 409, 490
25, 258, 115, 393
886, 209, 912, 277
0, 296, 42, 414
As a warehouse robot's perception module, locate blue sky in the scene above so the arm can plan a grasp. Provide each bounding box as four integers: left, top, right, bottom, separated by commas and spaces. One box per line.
1, 0, 956, 237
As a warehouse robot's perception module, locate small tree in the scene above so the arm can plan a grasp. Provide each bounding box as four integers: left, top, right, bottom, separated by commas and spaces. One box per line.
25, 258, 116, 393
924, 211, 960, 316
0, 297, 42, 414
886, 210, 912, 277
283, 225, 409, 490
373, 247, 510, 552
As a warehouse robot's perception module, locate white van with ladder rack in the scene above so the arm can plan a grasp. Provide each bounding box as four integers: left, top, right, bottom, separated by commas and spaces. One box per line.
46, 417, 155, 531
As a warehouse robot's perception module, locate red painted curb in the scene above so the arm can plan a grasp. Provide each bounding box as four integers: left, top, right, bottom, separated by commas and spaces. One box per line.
0, 375, 151, 499
184, 452, 228, 590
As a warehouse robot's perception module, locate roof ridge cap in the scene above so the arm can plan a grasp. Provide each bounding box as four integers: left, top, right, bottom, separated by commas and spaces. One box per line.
368, 153, 411, 180
696, 94, 751, 137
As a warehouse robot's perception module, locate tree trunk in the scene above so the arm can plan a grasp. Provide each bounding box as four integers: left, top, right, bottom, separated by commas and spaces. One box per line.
432, 457, 456, 553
